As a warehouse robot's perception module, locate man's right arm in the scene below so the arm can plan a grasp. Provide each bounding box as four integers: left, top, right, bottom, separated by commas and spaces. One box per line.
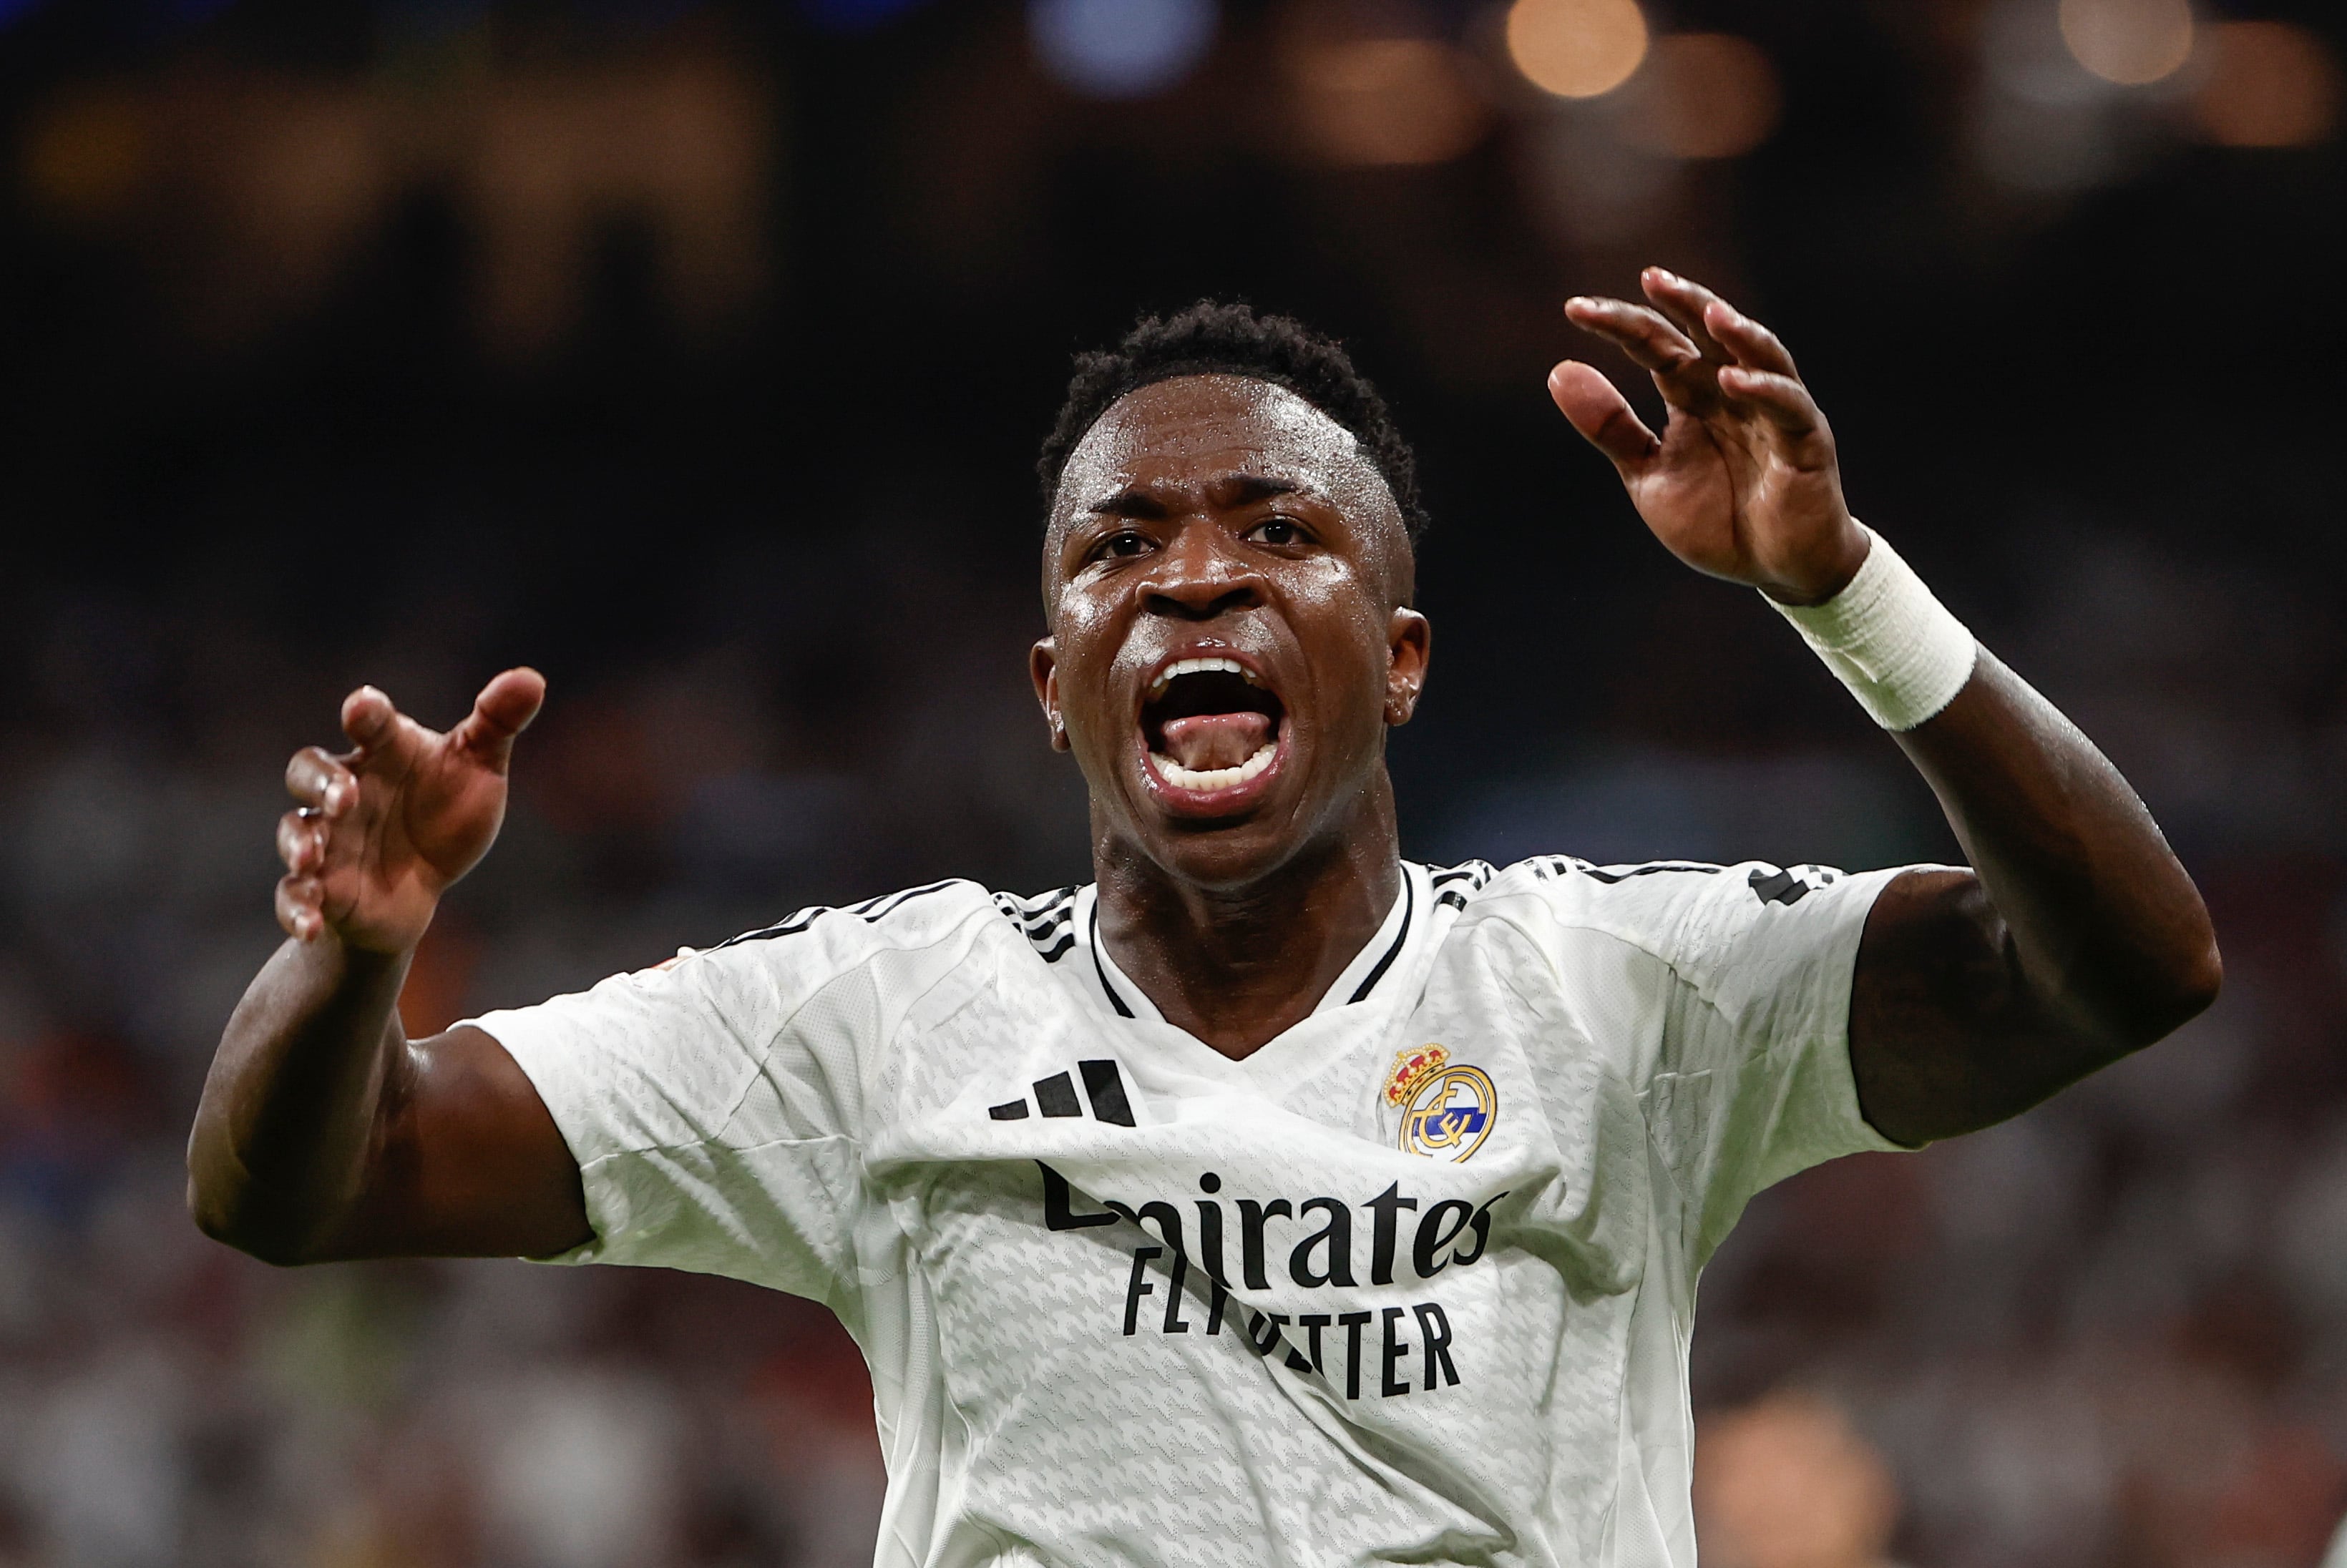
186, 670, 590, 1265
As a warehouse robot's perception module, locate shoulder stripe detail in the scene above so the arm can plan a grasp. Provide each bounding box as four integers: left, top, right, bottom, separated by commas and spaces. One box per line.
1748, 863, 1840, 906
1576, 861, 1722, 884
1523, 856, 1724, 885
999, 888, 1075, 920
997, 887, 1080, 960
711, 908, 824, 949
1023, 905, 1075, 938
859, 879, 961, 922
1345, 870, 1415, 1005
713, 879, 967, 951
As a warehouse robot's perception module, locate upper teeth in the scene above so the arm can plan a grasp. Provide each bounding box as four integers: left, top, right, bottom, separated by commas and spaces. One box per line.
1148, 656, 1262, 697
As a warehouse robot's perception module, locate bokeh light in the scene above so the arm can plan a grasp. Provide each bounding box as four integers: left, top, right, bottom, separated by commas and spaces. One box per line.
2057, 0, 2193, 87
1029, 0, 1219, 100
1505, 0, 1648, 101
21, 92, 147, 220
1289, 37, 1488, 167
1695, 1391, 1902, 1568
1627, 33, 1780, 160
2193, 20, 2340, 149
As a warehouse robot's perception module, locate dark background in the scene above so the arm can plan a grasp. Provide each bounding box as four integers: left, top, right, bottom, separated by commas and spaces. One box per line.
1, 1, 2343, 1564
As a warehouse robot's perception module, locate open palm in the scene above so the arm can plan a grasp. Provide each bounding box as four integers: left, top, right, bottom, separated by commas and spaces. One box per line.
1548, 268, 1869, 607
277, 669, 545, 954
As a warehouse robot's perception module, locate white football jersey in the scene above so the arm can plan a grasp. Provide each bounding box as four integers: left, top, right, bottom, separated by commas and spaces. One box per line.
472, 856, 1916, 1568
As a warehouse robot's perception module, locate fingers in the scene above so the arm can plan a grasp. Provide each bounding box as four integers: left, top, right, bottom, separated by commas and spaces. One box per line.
1563, 295, 1702, 375
449, 667, 547, 775
1548, 361, 1662, 472
1639, 268, 1734, 363
285, 747, 357, 814
1717, 366, 1830, 451
340, 682, 436, 785
1581, 270, 1824, 449
341, 685, 398, 753
281, 733, 353, 943
276, 808, 326, 876
276, 872, 326, 941
1704, 300, 1800, 380
1646, 268, 1809, 388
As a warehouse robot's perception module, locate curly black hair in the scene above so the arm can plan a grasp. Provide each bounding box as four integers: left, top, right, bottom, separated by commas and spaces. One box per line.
1037, 300, 1429, 547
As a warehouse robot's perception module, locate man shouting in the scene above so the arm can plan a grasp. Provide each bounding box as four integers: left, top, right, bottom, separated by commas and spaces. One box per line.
190, 270, 2220, 1567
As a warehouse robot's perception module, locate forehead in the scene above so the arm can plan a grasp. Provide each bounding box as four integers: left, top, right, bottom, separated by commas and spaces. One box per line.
1052, 373, 1392, 523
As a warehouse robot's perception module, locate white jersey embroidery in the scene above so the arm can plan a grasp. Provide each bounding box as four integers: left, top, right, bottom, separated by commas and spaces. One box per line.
472, 856, 1917, 1568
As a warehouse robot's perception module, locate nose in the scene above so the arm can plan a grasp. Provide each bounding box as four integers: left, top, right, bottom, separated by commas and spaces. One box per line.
1141, 521, 1266, 622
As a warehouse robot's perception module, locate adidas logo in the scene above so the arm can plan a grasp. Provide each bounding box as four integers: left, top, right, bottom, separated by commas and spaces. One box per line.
990, 1059, 1136, 1127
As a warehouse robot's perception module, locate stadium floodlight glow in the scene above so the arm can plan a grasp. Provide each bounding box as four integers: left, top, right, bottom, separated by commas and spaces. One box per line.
1629, 33, 1781, 160
1505, 0, 1649, 100
1289, 37, 1490, 167
2193, 21, 2341, 147
2057, 0, 2193, 87
1030, 0, 1219, 100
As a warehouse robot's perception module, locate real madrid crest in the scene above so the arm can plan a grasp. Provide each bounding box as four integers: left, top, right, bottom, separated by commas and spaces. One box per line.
1384, 1044, 1498, 1163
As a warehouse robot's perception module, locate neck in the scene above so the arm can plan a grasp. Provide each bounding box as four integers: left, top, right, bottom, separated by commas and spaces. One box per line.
1092, 779, 1403, 1060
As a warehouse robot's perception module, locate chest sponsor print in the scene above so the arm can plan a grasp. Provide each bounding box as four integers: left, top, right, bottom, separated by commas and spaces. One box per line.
1037, 1162, 1504, 1403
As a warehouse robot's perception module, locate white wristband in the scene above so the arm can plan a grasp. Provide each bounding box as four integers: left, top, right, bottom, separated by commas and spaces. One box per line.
1765, 524, 1976, 731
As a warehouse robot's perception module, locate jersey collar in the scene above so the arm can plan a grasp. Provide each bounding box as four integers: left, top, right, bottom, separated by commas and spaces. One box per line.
1076, 861, 1432, 1027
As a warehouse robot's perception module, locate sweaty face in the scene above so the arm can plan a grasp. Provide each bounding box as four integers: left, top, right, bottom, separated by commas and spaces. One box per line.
1033, 375, 1430, 890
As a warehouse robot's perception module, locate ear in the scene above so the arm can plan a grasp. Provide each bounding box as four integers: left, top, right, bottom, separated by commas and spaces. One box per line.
1030, 637, 1069, 750
1383, 608, 1431, 727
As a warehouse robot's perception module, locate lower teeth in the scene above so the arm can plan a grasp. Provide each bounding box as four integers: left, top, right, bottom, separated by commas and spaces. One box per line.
1152, 742, 1277, 792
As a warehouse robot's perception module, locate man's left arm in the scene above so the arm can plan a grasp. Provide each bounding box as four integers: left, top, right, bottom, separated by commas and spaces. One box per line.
1850, 649, 2219, 1143
1551, 268, 2220, 1147
1849, 643, 2215, 1145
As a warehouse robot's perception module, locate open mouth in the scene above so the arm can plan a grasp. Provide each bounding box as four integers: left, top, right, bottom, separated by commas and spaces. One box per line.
1141, 656, 1287, 797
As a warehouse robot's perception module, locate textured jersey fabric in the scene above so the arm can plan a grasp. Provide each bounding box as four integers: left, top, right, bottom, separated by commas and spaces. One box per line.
471, 856, 1918, 1568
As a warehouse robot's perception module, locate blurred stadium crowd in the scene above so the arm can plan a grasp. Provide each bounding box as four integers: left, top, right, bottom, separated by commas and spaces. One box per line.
2, 0, 2344, 1565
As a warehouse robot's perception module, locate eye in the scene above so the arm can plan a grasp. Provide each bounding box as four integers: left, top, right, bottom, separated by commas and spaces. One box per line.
1091, 529, 1151, 562
1249, 516, 1307, 546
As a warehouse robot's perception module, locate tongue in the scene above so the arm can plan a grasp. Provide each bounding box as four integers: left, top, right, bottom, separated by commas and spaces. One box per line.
1161, 712, 1273, 773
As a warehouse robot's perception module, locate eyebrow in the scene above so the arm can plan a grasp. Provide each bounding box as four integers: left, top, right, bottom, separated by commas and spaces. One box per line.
1085, 488, 1169, 520
1083, 474, 1307, 518
1217, 474, 1307, 507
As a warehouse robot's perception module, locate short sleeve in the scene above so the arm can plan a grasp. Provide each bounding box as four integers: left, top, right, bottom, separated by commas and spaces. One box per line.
469, 927, 881, 1304
1501, 856, 1936, 1268
1636, 861, 1922, 1263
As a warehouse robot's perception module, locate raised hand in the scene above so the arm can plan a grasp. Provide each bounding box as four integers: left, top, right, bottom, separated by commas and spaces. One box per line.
275, 669, 545, 954
1550, 268, 1868, 607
